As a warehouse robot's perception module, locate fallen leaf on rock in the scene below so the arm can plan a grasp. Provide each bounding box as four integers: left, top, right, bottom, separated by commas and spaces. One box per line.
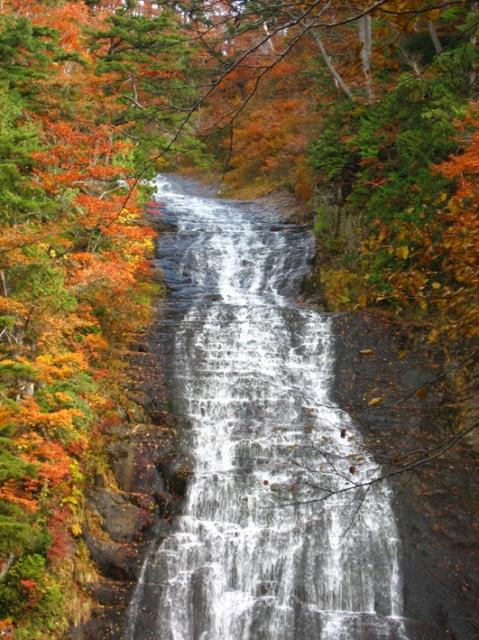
368, 397, 383, 406
360, 349, 374, 356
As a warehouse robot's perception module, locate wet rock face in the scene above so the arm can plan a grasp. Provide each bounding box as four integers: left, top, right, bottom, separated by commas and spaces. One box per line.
332, 312, 479, 640
84, 533, 139, 582
74, 310, 187, 640
88, 488, 151, 543
156, 454, 193, 497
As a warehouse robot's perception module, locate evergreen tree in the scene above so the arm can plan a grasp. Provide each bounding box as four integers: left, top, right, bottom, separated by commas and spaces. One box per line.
93, 7, 205, 172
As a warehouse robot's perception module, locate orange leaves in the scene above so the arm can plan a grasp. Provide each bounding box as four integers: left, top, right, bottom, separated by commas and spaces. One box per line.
34, 352, 87, 384
0, 4, 159, 623
224, 87, 318, 191
0, 479, 37, 513
29, 1, 90, 52
69, 250, 133, 294
439, 129, 479, 199
0, 297, 27, 317
427, 105, 479, 339
16, 397, 84, 437
0, 352, 88, 439
0, 619, 14, 640
294, 162, 315, 202
80, 334, 108, 361
0, 402, 18, 427
75, 193, 132, 231
25, 439, 72, 488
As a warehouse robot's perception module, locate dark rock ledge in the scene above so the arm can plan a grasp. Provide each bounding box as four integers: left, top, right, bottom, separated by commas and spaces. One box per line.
332, 312, 479, 640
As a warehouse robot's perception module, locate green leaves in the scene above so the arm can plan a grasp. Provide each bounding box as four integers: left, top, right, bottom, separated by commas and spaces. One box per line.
0, 88, 56, 226
0, 16, 58, 101
92, 11, 200, 170
0, 504, 50, 562
0, 450, 36, 485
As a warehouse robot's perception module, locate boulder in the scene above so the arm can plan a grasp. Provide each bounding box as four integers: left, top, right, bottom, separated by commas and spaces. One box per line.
89, 488, 151, 543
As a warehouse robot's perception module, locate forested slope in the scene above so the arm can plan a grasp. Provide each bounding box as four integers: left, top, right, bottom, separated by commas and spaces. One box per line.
0, 2, 201, 636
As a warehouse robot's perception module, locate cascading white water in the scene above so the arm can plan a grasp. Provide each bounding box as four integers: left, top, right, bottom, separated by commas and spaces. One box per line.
125, 176, 409, 640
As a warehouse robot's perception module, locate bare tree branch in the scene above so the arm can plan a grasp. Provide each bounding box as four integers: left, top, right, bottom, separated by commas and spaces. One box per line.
279, 421, 479, 507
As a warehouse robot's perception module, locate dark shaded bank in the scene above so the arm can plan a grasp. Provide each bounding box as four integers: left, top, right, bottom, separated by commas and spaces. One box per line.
81, 338, 187, 638
70, 210, 191, 639
332, 312, 479, 640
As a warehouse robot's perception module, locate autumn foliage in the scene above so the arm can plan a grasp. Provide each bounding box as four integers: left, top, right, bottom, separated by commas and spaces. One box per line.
1, 0, 479, 636
0, 1, 195, 636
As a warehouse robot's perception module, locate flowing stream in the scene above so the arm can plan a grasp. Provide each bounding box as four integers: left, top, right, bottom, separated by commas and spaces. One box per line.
125, 176, 408, 640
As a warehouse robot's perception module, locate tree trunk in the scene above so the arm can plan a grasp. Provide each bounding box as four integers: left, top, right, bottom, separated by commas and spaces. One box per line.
471, 1, 478, 87
0, 554, 14, 582
311, 30, 354, 100
0, 270, 8, 297
358, 15, 374, 103
262, 22, 276, 55
427, 21, 443, 55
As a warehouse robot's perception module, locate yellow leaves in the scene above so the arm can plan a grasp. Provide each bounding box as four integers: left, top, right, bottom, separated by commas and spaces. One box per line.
434, 192, 448, 205
70, 522, 82, 537
16, 397, 84, 435
446, 197, 462, 216
154, 156, 168, 171
356, 294, 368, 308
52, 392, 75, 406
34, 352, 87, 383
0, 297, 27, 317
81, 333, 108, 354
368, 397, 383, 407
0, 403, 18, 427
321, 268, 368, 311
62, 494, 80, 507
118, 207, 140, 223
431, 282, 441, 290
377, 227, 388, 244
396, 245, 409, 260
43, 408, 84, 432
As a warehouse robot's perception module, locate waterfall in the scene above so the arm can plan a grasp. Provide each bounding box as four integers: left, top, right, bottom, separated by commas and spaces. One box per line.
125, 175, 408, 640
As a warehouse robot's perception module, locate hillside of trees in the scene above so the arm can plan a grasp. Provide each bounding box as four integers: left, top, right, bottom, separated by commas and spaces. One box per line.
0, 1, 478, 637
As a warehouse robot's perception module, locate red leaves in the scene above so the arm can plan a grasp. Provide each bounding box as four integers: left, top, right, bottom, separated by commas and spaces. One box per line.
20, 579, 40, 608
19, 434, 72, 489
47, 508, 72, 561
19, 579, 37, 592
